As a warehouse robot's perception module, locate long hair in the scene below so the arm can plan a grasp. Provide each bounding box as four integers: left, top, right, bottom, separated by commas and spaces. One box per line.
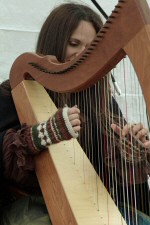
36, 3, 103, 62
35, 3, 114, 177
36, 2, 104, 110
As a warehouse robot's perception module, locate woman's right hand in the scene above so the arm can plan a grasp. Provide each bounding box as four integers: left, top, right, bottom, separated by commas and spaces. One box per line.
111, 123, 150, 149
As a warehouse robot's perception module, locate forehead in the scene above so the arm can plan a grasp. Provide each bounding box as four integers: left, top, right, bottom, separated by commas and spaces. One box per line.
70, 20, 96, 43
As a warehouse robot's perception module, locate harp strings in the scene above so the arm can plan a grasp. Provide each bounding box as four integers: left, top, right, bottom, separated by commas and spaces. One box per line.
111, 59, 135, 224
112, 57, 150, 223
47, 60, 150, 223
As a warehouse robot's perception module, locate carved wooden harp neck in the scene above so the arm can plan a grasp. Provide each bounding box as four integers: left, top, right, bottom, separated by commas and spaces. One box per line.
10, 0, 150, 93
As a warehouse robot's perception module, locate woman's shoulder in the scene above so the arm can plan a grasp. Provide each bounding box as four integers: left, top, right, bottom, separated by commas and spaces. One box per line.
0, 79, 13, 106
0, 79, 11, 96
0, 79, 20, 132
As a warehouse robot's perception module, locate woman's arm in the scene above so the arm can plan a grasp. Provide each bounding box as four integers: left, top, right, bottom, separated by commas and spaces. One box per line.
2, 106, 80, 186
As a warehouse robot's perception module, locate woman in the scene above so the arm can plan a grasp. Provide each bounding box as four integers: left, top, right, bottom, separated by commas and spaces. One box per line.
37, 3, 150, 219
36, 3, 150, 224
1, 2, 150, 225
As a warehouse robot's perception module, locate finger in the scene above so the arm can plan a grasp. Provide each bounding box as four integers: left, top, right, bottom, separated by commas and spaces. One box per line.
69, 113, 80, 121
73, 125, 81, 133
112, 123, 130, 137
111, 124, 122, 136
140, 135, 148, 143
144, 140, 150, 149
122, 123, 143, 137
122, 124, 131, 137
70, 119, 81, 127
68, 106, 80, 115
111, 123, 133, 137
132, 123, 144, 135
135, 128, 148, 140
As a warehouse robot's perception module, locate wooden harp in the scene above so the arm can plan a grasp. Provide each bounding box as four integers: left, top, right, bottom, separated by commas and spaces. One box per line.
9, 0, 150, 224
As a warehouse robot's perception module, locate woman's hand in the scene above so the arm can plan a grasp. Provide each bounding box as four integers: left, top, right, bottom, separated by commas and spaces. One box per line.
68, 105, 81, 133
111, 123, 150, 149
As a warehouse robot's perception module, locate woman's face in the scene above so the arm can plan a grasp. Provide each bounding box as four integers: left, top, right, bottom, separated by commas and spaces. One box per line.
65, 20, 96, 61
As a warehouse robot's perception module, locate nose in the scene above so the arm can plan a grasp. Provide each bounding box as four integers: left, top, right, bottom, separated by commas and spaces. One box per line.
80, 45, 86, 52
76, 45, 86, 56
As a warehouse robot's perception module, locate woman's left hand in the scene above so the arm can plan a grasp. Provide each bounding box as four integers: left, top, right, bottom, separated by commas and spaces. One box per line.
111, 123, 150, 149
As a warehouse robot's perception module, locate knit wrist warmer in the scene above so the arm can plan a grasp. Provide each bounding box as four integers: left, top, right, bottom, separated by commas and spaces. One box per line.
31, 107, 78, 152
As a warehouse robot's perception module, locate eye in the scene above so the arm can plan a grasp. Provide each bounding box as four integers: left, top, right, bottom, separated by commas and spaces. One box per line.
68, 39, 80, 47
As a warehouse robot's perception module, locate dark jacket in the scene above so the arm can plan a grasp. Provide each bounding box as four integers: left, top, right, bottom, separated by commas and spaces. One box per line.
0, 87, 20, 220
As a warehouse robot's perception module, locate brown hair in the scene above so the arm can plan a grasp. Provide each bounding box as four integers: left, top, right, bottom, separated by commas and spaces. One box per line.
36, 2, 104, 109
1, 3, 103, 95
36, 3, 103, 62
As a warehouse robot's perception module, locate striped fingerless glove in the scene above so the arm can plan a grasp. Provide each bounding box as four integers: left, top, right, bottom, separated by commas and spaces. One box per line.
29, 107, 78, 152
